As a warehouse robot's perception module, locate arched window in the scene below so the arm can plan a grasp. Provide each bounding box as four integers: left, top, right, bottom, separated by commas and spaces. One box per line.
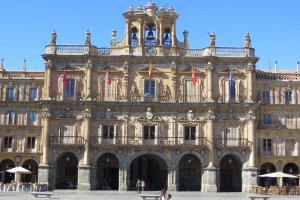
163, 28, 171, 47
131, 27, 138, 46
145, 22, 156, 46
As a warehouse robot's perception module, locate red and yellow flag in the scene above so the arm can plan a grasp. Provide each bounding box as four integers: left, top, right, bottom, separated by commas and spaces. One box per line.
149, 63, 153, 78
191, 67, 197, 87
105, 66, 112, 85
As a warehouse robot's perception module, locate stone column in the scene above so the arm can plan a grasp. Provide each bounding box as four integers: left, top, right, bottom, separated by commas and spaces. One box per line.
171, 23, 175, 47
242, 110, 258, 192
119, 164, 128, 191
138, 18, 143, 46
246, 63, 255, 103
202, 111, 217, 192
86, 61, 92, 100
125, 19, 130, 46
78, 108, 92, 190
206, 63, 214, 102
159, 21, 163, 46
38, 109, 51, 186
45, 61, 53, 100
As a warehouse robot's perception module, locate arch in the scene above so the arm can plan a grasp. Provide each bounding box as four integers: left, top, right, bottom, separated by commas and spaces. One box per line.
22, 159, 38, 183
283, 162, 299, 186
176, 151, 205, 168
144, 18, 158, 46
259, 162, 276, 187
96, 153, 119, 190
131, 26, 138, 46
0, 159, 15, 183
127, 151, 170, 167
219, 154, 242, 192
178, 153, 202, 191
55, 152, 78, 189
163, 28, 171, 47
129, 153, 168, 190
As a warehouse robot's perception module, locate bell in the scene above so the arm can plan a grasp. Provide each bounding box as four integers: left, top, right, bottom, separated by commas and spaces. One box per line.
147, 30, 155, 40
132, 32, 137, 40
164, 33, 169, 40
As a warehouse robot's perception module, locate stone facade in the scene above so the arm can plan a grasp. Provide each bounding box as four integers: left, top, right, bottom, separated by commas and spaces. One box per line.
0, 2, 299, 192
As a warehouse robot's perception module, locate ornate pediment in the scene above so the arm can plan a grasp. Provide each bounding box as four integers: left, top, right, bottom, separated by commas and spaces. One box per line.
220, 68, 242, 74
139, 66, 160, 74
99, 66, 118, 72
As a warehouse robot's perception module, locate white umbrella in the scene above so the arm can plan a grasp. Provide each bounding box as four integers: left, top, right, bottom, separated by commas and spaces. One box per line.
6, 166, 32, 184
259, 172, 298, 186
6, 166, 32, 174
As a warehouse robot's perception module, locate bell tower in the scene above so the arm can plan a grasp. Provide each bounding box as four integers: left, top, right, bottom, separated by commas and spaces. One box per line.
112, 2, 184, 56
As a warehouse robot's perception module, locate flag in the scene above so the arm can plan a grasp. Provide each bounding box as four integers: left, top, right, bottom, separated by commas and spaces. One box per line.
62, 67, 67, 85
229, 66, 235, 98
105, 66, 112, 85
191, 67, 197, 87
149, 63, 153, 78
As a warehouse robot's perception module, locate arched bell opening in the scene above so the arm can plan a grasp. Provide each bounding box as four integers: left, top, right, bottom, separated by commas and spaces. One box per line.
131, 26, 138, 46
163, 28, 171, 47
145, 22, 156, 46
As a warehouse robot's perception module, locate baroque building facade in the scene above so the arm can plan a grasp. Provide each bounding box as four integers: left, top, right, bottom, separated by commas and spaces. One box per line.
0, 2, 299, 192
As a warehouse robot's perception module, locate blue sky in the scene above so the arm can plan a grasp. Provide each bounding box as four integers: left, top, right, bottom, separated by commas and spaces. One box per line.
0, 0, 299, 71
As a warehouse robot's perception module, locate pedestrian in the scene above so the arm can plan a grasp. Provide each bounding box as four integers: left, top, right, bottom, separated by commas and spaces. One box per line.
141, 179, 145, 191
160, 188, 166, 200
167, 194, 172, 200
136, 179, 142, 194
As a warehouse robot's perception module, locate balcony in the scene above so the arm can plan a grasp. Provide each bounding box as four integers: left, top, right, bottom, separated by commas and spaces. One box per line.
51, 136, 86, 146
92, 136, 207, 148
259, 147, 300, 157
215, 137, 251, 149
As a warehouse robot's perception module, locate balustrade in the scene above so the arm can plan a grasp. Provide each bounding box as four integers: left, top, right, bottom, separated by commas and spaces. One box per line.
259, 147, 300, 157
51, 136, 86, 145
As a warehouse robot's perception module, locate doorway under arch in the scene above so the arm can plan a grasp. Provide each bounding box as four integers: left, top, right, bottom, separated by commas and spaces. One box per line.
55, 152, 78, 189
283, 162, 299, 186
178, 154, 201, 191
0, 159, 15, 183
219, 154, 242, 192
96, 153, 119, 190
259, 162, 276, 187
130, 154, 168, 190
22, 159, 38, 183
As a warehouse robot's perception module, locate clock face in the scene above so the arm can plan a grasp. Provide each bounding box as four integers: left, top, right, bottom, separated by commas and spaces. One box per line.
146, 47, 156, 56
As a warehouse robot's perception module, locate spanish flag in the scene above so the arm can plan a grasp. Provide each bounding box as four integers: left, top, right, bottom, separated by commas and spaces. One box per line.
149, 63, 153, 78
105, 66, 112, 85
191, 67, 197, 87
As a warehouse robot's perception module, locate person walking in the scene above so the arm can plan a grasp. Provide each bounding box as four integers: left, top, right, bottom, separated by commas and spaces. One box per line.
141, 179, 145, 191
136, 179, 142, 194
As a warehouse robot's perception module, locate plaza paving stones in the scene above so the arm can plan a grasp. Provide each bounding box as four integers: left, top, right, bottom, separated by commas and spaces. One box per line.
0, 190, 299, 200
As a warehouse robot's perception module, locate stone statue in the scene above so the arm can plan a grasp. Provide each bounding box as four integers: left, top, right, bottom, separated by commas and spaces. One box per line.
50, 31, 57, 45
244, 32, 251, 48
85, 30, 91, 45
129, 84, 140, 100
209, 32, 215, 47
161, 85, 172, 101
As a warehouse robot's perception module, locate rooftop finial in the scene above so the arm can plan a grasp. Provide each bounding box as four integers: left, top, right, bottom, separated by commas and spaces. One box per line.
85, 30, 91, 45
297, 61, 300, 73
275, 61, 278, 72
50, 30, 57, 45
0, 58, 3, 70
23, 59, 26, 71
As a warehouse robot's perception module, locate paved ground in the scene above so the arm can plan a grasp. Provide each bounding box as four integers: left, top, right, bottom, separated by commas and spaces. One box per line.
0, 190, 299, 200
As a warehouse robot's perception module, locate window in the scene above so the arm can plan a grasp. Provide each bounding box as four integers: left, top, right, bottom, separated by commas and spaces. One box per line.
144, 80, 155, 98
262, 91, 270, 103
186, 80, 199, 102
64, 79, 75, 97
143, 126, 155, 139
184, 126, 196, 140
7, 111, 15, 125
29, 111, 37, 124
4, 136, 13, 148
29, 88, 38, 101
262, 138, 272, 152
27, 137, 36, 149
103, 125, 114, 139
224, 127, 238, 146
225, 80, 235, 102
61, 124, 75, 144
285, 91, 292, 104
285, 139, 296, 156
7, 88, 14, 100
103, 80, 116, 101
262, 114, 271, 124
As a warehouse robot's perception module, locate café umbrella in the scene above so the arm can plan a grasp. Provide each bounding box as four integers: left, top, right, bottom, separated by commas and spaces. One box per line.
259, 172, 298, 186
6, 166, 32, 183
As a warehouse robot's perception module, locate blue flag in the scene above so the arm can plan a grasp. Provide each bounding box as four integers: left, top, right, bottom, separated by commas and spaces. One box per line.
229, 67, 235, 98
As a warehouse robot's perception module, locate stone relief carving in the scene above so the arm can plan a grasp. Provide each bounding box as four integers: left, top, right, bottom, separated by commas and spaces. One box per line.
128, 83, 141, 101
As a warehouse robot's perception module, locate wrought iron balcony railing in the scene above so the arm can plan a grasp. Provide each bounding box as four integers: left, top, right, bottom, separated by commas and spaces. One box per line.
92, 136, 207, 147
258, 121, 300, 130
215, 137, 250, 148
51, 136, 86, 146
